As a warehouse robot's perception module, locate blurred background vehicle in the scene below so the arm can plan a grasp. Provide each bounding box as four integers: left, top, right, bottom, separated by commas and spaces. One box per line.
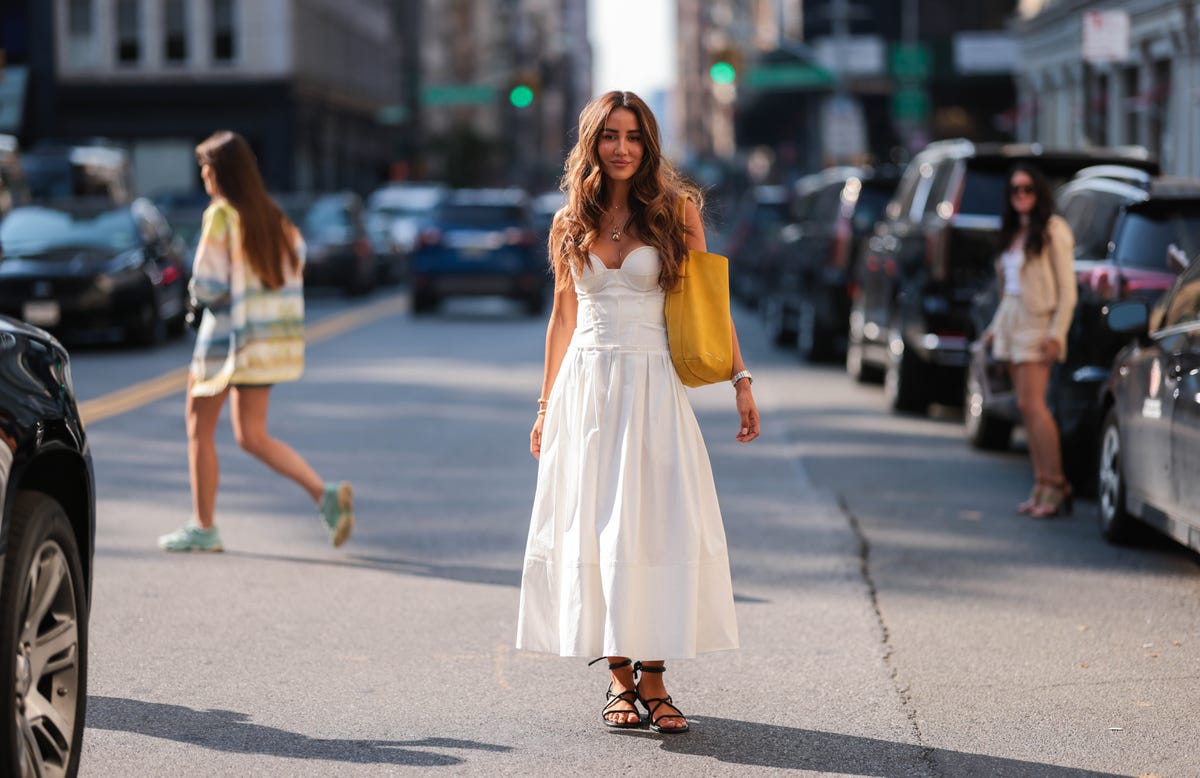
0, 316, 94, 778
1096, 259, 1200, 553
965, 171, 1200, 494
149, 189, 212, 254
530, 189, 566, 264
365, 182, 448, 285
765, 165, 900, 361
21, 142, 133, 205
0, 198, 190, 346
279, 192, 377, 296
722, 184, 787, 308
409, 188, 545, 315
849, 140, 1160, 414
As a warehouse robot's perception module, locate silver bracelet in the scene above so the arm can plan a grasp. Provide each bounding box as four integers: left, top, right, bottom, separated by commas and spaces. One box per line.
732, 369, 753, 387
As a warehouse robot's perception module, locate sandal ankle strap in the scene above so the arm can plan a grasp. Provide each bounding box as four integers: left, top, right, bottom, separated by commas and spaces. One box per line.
633, 661, 665, 676
588, 656, 634, 671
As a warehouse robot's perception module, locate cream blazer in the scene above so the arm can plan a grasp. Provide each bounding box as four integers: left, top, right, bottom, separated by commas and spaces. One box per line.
989, 214, 1078, 362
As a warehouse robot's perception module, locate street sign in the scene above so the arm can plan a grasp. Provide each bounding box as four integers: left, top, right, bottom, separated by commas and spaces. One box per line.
420, 84, 496, 107
1082, 10, 1130, 63
889, 43, 931, 81
892, 87, 929, 123
745, 63, 834, 90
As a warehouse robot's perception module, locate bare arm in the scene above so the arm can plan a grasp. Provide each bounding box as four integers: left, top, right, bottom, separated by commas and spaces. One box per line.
530, 230, 579, 459
684, 199, 760, 443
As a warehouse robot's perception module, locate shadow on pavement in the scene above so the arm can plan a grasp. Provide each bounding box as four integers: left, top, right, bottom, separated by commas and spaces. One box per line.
88, 696, 511, 767
616, 716, 1126, 777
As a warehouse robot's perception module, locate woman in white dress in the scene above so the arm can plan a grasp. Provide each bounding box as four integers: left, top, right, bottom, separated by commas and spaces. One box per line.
517, 91, 760, 733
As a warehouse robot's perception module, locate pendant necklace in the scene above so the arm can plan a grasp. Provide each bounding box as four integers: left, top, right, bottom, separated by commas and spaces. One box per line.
608, 208, 633, 242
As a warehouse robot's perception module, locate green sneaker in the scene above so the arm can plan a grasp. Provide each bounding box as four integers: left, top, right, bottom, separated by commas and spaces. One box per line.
158, 522, 224, 552
319, 481, 354, 547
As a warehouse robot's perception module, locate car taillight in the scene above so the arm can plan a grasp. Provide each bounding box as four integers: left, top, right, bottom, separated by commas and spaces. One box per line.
417, 228, 442, 248
506, 228, 536, 247
354, 238, 372, 258
160, 265, 182, 285
1087, 267, 1124, 301
830, 216, 851, 269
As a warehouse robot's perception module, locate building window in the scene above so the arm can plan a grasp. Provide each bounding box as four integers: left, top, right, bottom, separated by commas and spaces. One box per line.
67, 0, 96, 68
116, 0, 140, 64
212, 0, 235, 62
164, 0, 187, 62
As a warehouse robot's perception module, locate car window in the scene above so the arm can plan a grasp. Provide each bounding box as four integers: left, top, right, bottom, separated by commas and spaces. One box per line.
1113, 206, 1200, 273
0, 207, 139, 254
304, 199, 351, 232
957, 167, 1007, 217
1157, 260, 1200, 330
853, 184, 892, 231
924, 160, 958, 215
812, 183, 844, 223
889, 159, 925, 221
435, 204, 525, 227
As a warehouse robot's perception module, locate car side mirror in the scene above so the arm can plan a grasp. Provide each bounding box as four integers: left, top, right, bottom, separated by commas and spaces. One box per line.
1105, 299, 1149, 339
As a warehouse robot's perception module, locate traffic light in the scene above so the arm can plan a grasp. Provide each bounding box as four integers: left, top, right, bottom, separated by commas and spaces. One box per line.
709, 47, 741, 85
509, 69, 539, 109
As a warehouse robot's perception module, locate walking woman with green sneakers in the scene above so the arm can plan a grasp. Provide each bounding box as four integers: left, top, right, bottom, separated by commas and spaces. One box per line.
158, 130, 353, 552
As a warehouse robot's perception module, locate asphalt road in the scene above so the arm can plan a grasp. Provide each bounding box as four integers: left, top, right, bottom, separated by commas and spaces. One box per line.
69, 287, 1198, 777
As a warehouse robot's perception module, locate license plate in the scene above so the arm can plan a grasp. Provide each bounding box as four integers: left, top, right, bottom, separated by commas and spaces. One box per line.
23, 300, 61, 327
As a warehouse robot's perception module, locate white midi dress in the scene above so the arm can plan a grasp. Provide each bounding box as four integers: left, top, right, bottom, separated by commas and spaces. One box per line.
516, 246, 739, 659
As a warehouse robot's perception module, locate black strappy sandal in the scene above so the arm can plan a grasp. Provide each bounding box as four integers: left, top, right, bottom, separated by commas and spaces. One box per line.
588, 657, 643, 729
633, 662, 689, 734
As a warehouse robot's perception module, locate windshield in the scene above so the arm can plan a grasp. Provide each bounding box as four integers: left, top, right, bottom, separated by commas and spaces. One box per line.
0, 207, 139, 255
958, 169, 1008, 217
434, 204, 524, 228
854, 186, 892, 229
1114, 208, 1200, 271
303, 200, 351, 233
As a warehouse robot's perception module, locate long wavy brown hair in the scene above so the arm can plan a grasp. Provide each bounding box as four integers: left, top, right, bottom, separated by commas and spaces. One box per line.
550, 91, 701, 292
195, 131, 299, 290
999, 162, 1055, 259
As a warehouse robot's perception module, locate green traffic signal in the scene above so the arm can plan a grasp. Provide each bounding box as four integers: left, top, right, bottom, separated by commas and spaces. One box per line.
509, 85, 535, 108
710, 61, 736, 85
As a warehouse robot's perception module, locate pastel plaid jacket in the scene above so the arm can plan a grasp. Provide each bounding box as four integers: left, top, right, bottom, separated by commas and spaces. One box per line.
188, 199, 306, 396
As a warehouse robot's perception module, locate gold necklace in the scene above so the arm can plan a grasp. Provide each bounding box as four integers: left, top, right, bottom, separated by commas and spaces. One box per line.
608, 210, 633, 242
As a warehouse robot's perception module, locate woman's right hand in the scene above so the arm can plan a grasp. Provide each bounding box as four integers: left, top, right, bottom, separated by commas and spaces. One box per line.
981, 329, 994, 347
530, 415, 545, 460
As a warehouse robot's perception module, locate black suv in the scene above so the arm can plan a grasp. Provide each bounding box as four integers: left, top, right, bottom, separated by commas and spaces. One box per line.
848, 139, 1159, 412
0, 317, 94, 776
764, 166, 900, 361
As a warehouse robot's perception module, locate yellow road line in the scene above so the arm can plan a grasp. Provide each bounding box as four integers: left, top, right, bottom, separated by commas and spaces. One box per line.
77, 293, 409, 426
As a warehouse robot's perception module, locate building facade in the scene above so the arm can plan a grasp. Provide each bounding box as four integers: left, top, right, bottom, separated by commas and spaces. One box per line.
33, 0, 402, 194
1015, 0, 1200, 177
417, 0, 590, 190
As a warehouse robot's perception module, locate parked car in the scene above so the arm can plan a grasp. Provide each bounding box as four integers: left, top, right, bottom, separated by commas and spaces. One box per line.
1096, 259, 1200, 553
0, 198, 190, 345
365, 182, 447, 283
281, 192, 376, 295
849, 139, 1159, 413
531, 189, 566, 263
409, 188, 545, 315
765, 166, 900, 361
723, 184, 788, 307
21, 141, 133, 205
0, 316, 94, 776
965, 173, 1199, 494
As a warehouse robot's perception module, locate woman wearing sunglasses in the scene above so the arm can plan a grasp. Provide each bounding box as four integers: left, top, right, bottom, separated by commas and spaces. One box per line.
983, 163, 1077, 517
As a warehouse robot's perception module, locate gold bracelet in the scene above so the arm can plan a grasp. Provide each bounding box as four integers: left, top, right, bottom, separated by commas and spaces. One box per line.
536, 409, 547, 416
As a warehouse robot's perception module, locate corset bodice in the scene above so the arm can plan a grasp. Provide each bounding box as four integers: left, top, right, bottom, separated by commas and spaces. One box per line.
572, 246, 667, 349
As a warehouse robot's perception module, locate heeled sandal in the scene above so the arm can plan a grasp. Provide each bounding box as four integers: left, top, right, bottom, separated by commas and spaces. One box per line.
588, 657, 643, 729
1030, 480, 1073, 518
632, 661, 689, 734
1017, 481, 1046, 514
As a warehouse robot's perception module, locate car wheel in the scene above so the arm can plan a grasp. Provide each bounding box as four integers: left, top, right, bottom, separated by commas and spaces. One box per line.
885, 341, 929, 414
964, 367, 1012, 450
763, 295, 797, 348
411, 292, 439, 316
0, 491, 88, 778
1097, 409, 1142, 544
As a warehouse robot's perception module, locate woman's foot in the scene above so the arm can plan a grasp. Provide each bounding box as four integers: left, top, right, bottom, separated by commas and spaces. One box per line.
158, 521, 223, 552
590, 657, 641, 727
1030, 479, 1073, 518
318, 481, 354, 547
634, 662, 689, 733
1017, 481, 1046, 514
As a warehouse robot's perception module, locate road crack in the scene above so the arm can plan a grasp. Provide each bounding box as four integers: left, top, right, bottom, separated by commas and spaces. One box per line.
839, 494, 939, 778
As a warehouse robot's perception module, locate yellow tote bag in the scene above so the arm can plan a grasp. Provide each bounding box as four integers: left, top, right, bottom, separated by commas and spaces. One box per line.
664, 196, 733, 387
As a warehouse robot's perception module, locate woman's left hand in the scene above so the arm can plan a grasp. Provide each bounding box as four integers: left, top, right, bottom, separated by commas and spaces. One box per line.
1041, 337, 1061, 362
735, 386, 760, 443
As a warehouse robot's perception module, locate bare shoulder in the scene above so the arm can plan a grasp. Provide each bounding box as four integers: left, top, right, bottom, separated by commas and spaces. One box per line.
682, 197, 707, 252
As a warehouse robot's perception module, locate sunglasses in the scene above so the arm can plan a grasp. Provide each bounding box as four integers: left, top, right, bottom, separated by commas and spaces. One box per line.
1009, 184, 1035, 196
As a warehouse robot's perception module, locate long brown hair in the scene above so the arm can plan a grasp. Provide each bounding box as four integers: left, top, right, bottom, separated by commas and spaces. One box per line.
999, 162, 1055, 259
550, 91, 701, 292
195, 131, 298, 289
